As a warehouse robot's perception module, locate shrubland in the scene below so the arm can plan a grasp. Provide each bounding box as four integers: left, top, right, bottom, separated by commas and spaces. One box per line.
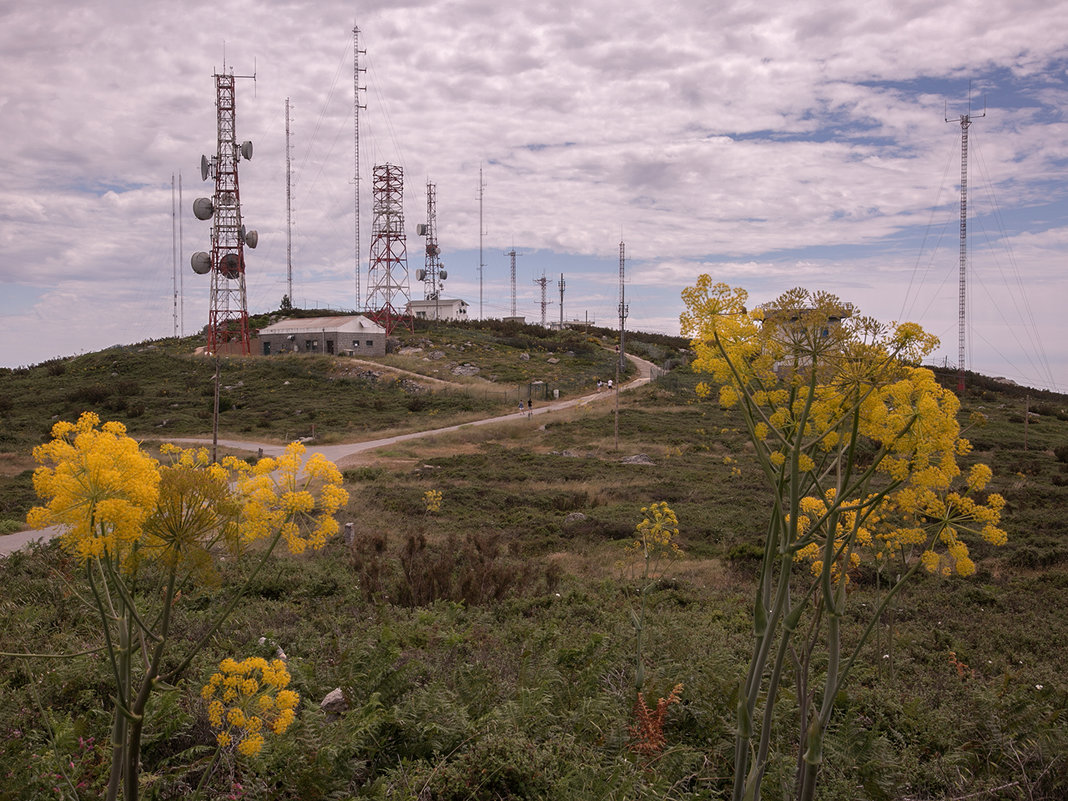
1, 314, 1066, 799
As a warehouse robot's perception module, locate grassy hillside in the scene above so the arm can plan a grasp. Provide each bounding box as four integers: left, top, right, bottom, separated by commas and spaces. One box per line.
1, 325, 1066, 799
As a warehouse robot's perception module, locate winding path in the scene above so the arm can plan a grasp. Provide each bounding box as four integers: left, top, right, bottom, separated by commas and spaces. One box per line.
1, 354, 655, 557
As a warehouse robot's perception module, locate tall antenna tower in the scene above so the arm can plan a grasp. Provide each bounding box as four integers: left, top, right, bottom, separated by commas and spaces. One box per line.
418, 180, 447, 315
190, 68, 259, 355
507, 248, 517, 316
558, 273, 565, 327
478, 165, 485, 319
178, 174, 184, 337
946, 93, 985, 393
534, 273, 550, 327
171, 174, 178, 337
285, 97, 293, 305
353, 26, 366, 311
618, 240, 628, 372
366, 163, 412, 334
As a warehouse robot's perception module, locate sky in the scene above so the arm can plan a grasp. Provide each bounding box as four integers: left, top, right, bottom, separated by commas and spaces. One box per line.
2, 0, 1067, 392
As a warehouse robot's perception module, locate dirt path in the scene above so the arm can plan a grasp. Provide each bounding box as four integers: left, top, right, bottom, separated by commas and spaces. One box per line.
1, 354, 656, 557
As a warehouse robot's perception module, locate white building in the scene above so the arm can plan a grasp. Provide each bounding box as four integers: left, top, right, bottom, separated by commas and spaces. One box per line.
406, 298, 470, 322
255, 315, 387, 357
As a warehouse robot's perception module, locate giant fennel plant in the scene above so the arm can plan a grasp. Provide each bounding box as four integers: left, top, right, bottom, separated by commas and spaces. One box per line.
680, 280, 1007, 801
16, 412, 348, 801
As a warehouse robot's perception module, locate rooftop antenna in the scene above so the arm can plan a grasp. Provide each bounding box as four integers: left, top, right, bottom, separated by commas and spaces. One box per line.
945, 86, 985, 393
285, 97, 293, 306
353, 25, 366, 311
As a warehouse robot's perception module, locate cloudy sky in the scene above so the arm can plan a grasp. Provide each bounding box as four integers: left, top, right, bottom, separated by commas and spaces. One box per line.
2, 0, 1067, 391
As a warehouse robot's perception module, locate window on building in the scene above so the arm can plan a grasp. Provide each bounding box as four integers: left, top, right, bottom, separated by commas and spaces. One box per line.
366, 340, 374, 347
306, 340, 317, 351
263, 341, 272, 355
352, 340, 360, 348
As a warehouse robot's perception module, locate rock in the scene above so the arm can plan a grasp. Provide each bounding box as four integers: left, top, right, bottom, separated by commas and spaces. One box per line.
620, 454, 656, 465
399, 346, 424, 355
429, 350, 446, 360
321, 688, 348, 718
519, 352, 530, 361
564, 512, 588, 524
547, 357, 560, 365
451, 363, 480, 376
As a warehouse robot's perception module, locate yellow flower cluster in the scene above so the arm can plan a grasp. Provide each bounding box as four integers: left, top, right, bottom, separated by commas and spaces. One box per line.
630, 501, 682, 562
202, 656, 299, 756
27, 412, 160, 563
423, 489, 443, 514
683, 282, 1008, 582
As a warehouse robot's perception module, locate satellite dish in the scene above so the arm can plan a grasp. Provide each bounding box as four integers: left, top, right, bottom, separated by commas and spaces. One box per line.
192, 197, 214, 220
219, 253, 242, 279
416, 269, 426, 281
439, 269, 447, 280
245, 229, 258, 249
190, 251, 211, 275
240, 140, 253, 160
200, 155, 210, 181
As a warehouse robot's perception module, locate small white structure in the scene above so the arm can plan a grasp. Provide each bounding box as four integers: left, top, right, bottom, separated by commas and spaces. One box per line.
255, 315, 386, 357
406, 298, 470, 322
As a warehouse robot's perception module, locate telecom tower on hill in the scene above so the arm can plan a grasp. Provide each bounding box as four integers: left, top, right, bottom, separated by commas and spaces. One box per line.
365, 163, 412, 334
417, 180, 447, 312
190, 69, 259, 355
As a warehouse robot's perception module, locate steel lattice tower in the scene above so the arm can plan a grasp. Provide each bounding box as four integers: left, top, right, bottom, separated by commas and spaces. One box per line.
365, 163, 412, 334
947, 96, 984, 393
618, 240, 628, 372
424, 181, 443, 303
508, 249, 517, 316
208, 72, 251, 354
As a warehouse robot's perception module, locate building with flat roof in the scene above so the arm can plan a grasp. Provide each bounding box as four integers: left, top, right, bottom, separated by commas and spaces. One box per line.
255, 315, 387, 357
406, 298, 470, 322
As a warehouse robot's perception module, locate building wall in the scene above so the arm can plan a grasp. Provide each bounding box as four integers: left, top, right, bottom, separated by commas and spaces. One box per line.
255, 329, 386, 357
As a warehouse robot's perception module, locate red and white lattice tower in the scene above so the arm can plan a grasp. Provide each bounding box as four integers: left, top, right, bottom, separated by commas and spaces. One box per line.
365, 163, 412, 334
191, 69, 258, 354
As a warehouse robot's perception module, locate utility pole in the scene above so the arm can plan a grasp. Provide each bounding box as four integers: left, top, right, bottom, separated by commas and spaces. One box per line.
946, 92, 984, 393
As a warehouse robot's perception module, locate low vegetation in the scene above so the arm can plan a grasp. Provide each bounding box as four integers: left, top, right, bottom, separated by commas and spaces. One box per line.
1, 316, 1066, 799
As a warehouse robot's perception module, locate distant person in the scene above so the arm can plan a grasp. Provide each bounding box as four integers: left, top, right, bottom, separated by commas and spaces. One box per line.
607, 379, 613, 390
597, 380, 603, 391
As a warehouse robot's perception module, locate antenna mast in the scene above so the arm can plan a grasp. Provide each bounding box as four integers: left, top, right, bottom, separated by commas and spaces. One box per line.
285, 97, 293, 306
366, 163, 412, 334
618, 240, 628, 373
507, 248, 517, 316
190, 68, 259, 355
559, 273, 565, 327
171, 174, 178, 337
946, 92, 985, 393
353, 26, 367, 311
479, 165, 485, 319
534, 273, 550, 327
178, 174, 184, 337
419, 180, 446, 317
